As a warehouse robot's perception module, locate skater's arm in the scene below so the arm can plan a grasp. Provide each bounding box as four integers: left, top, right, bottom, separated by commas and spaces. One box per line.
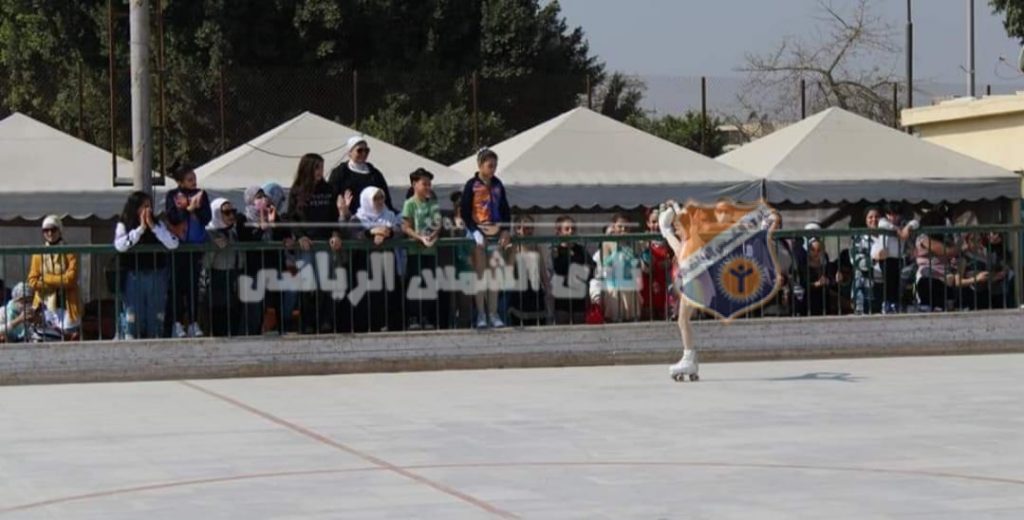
658, 207, 683, 256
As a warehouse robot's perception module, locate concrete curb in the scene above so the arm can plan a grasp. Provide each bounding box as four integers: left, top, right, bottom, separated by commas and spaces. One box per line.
1, 310, 1022, 385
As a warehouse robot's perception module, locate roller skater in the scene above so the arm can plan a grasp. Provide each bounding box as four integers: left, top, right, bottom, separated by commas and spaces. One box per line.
658, 202, 701, 382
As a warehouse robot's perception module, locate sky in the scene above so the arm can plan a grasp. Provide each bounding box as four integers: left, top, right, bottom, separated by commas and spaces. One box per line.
555, 0, 1024, 115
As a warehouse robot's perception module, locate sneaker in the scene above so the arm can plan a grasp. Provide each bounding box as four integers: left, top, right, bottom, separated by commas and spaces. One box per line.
422, 321, 435, 330
408, 319, 421, 331
489, 314, 506, 329
475, 315, 489, 329
188, 323, 204, 338
173, 322, 187, 339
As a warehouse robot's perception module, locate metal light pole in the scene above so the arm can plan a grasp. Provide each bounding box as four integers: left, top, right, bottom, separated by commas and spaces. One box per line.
906, 0, 913, 109
130, 0, 152, 193
967, 0, 976, 97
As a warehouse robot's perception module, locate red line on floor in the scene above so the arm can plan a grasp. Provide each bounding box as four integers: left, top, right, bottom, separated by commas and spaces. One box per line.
178, 380, 520, 519
0, 468, 376, 514
3, 460, 1022, 514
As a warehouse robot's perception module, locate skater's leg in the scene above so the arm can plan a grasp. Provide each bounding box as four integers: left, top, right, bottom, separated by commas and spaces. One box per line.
670, 300, 699, 380
677, 301, 694, 352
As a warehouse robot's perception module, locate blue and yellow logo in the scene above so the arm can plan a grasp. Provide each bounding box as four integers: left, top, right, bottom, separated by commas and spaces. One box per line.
716, 256, 763, 304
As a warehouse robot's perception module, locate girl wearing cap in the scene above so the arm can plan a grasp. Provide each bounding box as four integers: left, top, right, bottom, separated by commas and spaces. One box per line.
460, 148, 512, 329
27, 215, 81, 338
328, 136, 396, 216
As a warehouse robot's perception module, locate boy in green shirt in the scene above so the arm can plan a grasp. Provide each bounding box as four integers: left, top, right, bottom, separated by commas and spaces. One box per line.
402, 168, 442, 329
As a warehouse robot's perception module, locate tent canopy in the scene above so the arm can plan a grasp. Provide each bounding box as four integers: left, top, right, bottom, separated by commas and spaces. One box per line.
717, 107, 1021, 204
0, 113, 135, 220
196, 111, 464, 193
450, 107, 761, 209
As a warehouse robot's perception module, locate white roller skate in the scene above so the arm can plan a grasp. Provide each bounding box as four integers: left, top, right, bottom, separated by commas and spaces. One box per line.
669, 350, 699, 382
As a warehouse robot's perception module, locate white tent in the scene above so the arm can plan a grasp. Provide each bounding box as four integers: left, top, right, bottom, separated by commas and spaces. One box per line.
196, 111, 464, 196
717, 107, 1021, 204
0, 113, 135, 220
450, 107, 761, 209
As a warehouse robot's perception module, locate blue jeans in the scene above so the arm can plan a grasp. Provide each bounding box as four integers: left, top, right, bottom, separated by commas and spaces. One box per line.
120, 269, 169, 339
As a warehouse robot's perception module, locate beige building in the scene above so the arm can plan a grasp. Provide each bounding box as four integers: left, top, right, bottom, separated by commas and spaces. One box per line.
901, 93, 1024, 175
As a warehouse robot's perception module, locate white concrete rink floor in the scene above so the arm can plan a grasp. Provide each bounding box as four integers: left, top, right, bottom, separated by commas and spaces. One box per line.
1, 354, 1024, 519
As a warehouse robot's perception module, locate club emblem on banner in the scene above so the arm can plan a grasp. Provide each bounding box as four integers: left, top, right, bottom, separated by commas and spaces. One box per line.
675, 200, 782, 322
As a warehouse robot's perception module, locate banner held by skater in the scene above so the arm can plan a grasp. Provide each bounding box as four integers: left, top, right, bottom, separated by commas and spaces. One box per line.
673, 199, 782, 323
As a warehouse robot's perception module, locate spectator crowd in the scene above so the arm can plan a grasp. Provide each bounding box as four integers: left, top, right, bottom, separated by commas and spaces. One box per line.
0, 137, 1018, 343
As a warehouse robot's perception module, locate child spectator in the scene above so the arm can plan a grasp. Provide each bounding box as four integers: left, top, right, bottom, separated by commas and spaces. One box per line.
639, 207, 672, 321
261, 182, 300, 332
597, 214, 639, 322
113, 190, 179, 339
851, 206, 883, 315
164, 164, 211, 337
797, 237, 831, 316
402, 169, 443, 330
202, 198, 246, 336
1, 283, 38, 342
242, 184, 294, 334
287, 153, 344, 334
507, 215, 550, 327
460, 148, 512, 329
447, 190, 474, 329
352, 186, 403, 332
550, 216, 593, 325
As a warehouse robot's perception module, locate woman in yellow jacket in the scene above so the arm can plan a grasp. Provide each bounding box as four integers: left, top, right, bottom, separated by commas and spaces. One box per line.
27, 215, 81, 337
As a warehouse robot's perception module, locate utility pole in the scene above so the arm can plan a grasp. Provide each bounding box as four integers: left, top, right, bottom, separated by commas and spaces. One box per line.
906, 0, 913, 109
967, 0, 976, 97
130, 0, 152, 193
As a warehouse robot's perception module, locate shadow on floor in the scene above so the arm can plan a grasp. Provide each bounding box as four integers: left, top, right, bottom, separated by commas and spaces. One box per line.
766, 372, 864, 383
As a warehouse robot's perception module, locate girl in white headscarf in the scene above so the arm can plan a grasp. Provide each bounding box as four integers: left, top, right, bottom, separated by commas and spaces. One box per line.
202, 198, 245, 336
354, 186, 401, 244
350, 186, 403, 332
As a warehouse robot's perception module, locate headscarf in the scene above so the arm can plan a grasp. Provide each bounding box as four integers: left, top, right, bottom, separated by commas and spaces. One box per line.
11, 282, 32, 303
207, 198, 232, 231
41, 215, 64, 246
346, 135, 370, 174
262, 182, 286, 213
38, 214, 71, 307
354, 187, 398, 230
243, 186, 263, 222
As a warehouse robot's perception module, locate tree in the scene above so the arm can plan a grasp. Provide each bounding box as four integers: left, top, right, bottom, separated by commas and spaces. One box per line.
359, 93, 506, 165
630, 111, 727, 158
736, 0, 902, 126
991, 0, 1024, 41
0, 0, 605, 168
477, 0, 604, 131
595, 72, 645, 121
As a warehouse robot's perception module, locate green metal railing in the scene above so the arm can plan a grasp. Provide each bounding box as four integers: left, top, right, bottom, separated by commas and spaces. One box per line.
0, 224, 1019, 343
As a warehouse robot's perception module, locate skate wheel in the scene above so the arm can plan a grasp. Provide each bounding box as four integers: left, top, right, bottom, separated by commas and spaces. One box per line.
672, 373, 686, 382
689, 374, 700, 382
